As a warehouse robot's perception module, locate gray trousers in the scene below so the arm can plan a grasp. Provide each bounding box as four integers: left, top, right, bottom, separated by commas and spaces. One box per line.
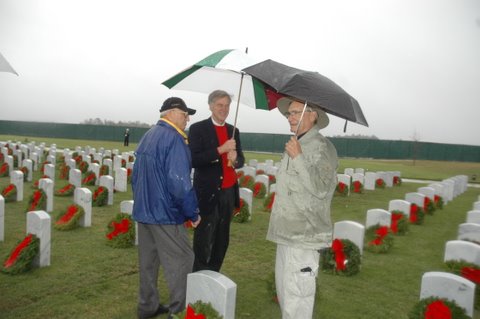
137, 223, 194, 316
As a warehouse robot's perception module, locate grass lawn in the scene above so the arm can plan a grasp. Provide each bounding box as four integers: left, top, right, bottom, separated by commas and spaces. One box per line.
0, 135, 479, 318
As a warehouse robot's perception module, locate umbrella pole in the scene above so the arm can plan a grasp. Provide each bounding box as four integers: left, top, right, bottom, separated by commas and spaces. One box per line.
227, 71, 245, 167
287, 101, 308, 169
231, 72, 245, 139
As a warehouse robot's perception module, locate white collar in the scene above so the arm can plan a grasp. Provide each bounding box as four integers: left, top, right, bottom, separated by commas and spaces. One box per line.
211, 117, 225, 126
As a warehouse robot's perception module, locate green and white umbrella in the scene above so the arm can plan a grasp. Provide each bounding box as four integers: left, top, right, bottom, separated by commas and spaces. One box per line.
162, 49, 282, 113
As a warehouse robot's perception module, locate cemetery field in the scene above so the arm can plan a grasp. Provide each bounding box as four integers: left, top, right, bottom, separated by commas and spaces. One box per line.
0, 135, 480, 318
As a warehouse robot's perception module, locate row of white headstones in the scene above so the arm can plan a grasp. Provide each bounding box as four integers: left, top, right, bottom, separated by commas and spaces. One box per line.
333, 175, 477, 317
0, 141, 238, 319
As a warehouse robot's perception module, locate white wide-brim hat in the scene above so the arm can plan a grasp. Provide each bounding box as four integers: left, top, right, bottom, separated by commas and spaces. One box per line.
277, 97, 329, 129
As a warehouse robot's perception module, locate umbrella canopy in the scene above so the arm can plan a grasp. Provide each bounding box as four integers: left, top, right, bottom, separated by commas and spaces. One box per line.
162, 49, 281, 111
0, 52, 18, 76
242, 59, 368, 127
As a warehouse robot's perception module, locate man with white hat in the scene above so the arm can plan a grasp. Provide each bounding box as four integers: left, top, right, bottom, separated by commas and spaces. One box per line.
266, 98, 338, 319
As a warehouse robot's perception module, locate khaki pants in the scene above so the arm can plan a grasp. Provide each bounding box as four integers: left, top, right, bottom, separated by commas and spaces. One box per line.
275, 244, 320, 319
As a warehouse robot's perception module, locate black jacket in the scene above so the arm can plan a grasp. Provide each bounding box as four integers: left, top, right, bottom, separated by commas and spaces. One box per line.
188, 118, 245, 215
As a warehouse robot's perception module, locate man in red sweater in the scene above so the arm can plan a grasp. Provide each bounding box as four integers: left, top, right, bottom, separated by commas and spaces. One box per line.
188, 89, 245, 272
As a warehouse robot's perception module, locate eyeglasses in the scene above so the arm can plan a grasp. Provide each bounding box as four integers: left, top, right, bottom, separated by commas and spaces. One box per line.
172, 109, 189, 117
284, 109, 312, 118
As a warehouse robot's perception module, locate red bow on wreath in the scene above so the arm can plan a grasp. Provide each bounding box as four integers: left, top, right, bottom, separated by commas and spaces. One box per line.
424, 300, 452, 319
461, 266, 480, 284
106, 219, 130, 240
332, 239, 346, 271
410, 204, 418, 223
390, 213, 403, 234
369, 226, 389, 246
186, 304, 206, 319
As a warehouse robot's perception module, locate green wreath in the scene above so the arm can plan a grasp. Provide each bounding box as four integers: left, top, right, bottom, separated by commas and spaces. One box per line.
105, 213, 135, 248
173, 300, 223, 319
99, 164, 109, 176
20, 166, 29, 181
0, 162, 9, 177
435, 195, 444, 209
393, 176, 402, 186
54, 204, 85, 231
352, 181, 364, 193
58, 163, 70, 180
253, 182, 266, 198
92, 186, 109, 207
268, 174, 276, 185
1, 234, 40, 275
263, 192, 275, 212
232, 199, 249, 223
375, 178, 385, 189
335, 182, 349, 196
409, 204, 425, 225
127, 168, 132, 184
82, 172, 97, 185
390, 211, 409, 235
54, 183, 75, 197
409, 297, 469, 319
1, 183, 17, 202
25, 189, 47, 213
239, 175, 254, 189
365, 225, 394, 254
320, 238, 361, 276
78, 160, 89, 173
424, 198, 436, 215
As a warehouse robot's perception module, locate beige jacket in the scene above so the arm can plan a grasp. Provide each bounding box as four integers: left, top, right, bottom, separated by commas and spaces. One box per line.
266, 127, 338, 250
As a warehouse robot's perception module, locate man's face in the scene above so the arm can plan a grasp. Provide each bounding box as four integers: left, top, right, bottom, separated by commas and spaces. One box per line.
286, 101, 316, 134
209, 96, 231, 124
166, 108, 190, 131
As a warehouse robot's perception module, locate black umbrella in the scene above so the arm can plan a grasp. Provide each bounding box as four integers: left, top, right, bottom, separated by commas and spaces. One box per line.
242, 59, 368, 127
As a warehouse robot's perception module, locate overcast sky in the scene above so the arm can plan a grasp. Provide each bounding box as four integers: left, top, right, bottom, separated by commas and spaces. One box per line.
1, 0, 479, 146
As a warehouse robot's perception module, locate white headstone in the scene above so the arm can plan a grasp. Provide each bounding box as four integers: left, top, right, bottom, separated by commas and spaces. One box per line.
444, 240, 480, 266
0, 196, 4, 241
113, 155, 123, 171
364, 172, 376, 190
69, 168, 82, 188
243, 166, 256, 178
473, 201, 480, 211
38, 178, 54, 212
417, 187, 435, 201
114, 168, 128, 192
383, 171, 394, 187
336, 174, 351, 195
239, 187, 253, 220
405, 192, 426, 209
388, 199, 411, 218
10, 170, 24, 201
441, 179, 455, 202
429, 183, 448, 205
248, 159, 258, 168
26, 210, 51, 267
269, 183, 276, 194
344, 168, 354, 176
22, 159, 33, 182
103, 158, 113, 176
14, 149, 23, 168
46, 154, 56, 166
6, 155, 14, 173
466, 210, 480, 224
354, 168, 365, 174
120, 200, 138, 245
30, 152, 39, 171
333, 220, 365, 255
265, 166, 278, 177
352, 173, 364, 186
457, 223, 480, 243
89, 163, 101, 186
256, 162, 267, 173
66, 158, 76, 170
44, 163, 55, 181
365, 209, 391, 229
74, 188, 92, 227
99, 175, 114, 205
420, 271, 475, 318
186, 270, 237, 319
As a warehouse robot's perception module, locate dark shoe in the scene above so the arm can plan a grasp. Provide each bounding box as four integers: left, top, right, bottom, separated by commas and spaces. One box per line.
138, 304, 169, 319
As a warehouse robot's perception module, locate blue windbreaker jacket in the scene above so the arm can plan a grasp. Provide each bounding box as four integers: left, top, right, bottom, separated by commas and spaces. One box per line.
131, 120, 199, 224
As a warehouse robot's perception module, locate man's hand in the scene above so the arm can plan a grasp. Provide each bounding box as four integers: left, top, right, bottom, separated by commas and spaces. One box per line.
285, 136, 302, 158
218, 139, 236, 154
191, 215, 201, 228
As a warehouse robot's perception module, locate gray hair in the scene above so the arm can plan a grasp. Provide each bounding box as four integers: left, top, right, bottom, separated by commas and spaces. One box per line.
208, 90, 232, 105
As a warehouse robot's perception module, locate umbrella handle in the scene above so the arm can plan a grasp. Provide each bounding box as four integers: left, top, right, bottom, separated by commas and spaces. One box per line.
228, 71, 245, 167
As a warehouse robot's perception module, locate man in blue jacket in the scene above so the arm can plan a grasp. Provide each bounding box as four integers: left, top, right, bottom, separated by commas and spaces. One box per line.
132, 97, 201, 319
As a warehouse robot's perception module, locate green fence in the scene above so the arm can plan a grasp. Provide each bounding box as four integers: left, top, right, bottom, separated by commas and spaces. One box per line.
1, 120, 479, 162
